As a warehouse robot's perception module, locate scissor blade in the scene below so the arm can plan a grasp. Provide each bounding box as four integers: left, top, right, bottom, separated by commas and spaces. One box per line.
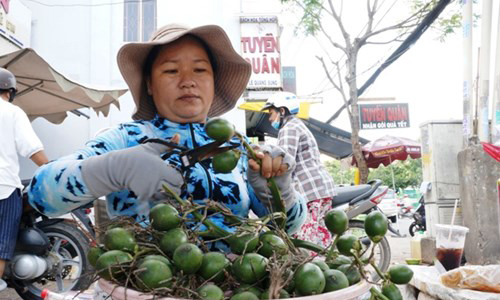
198, 146, 238, 160
180, 142, 238, 167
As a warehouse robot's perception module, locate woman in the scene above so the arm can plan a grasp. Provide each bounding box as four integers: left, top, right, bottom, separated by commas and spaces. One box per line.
27, 24, 307, 241
262, 91, 336, 248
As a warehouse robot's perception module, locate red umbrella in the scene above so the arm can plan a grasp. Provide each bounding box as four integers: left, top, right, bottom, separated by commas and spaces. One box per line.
352, 135, 421, 192
482, 142, 500, 162
353, 135, 421, 168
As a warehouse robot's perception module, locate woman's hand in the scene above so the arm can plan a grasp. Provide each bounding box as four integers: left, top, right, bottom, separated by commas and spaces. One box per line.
81, 134, 184, 203
248, 145, 289, 178
247, 144, 297, 210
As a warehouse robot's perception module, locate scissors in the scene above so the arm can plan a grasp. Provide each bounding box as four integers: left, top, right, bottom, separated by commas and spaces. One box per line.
143, 138, 239, 168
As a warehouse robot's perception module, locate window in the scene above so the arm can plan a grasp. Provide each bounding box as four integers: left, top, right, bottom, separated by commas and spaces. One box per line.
141, 0, 156, 41
124, 0, 157, 42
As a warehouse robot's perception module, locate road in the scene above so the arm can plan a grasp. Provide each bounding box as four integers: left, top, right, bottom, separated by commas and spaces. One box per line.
0, 217, 417, 299
387, 216, 414, 265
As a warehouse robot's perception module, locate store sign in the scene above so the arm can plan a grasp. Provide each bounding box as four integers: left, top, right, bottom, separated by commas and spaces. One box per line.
359, 103, 410, 129
0, 0, 31, 47
240, 16, 281, 89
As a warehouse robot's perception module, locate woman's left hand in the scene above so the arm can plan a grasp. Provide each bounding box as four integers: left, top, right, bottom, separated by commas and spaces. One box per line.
247, 144, 296, 209
248, 145, 290, 178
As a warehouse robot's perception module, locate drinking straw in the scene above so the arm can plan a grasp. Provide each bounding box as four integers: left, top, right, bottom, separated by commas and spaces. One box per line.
448, 199, 459, 241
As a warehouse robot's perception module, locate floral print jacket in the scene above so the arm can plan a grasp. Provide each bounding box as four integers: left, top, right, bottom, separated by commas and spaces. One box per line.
28, 115, 307, 236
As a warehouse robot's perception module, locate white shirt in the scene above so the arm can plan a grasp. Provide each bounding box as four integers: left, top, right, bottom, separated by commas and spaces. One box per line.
0, 100, 43, 199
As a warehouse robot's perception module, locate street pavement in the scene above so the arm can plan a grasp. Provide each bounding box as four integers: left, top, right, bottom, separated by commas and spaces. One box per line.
0, 286, 21, 299
387, 217, 414, 265
0, 217, 417, 300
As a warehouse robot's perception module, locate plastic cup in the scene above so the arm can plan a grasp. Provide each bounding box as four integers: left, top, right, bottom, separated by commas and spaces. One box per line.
434, 224, 469, 271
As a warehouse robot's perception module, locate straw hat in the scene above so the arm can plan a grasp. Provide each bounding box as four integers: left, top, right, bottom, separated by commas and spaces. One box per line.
117, 23, 252, 120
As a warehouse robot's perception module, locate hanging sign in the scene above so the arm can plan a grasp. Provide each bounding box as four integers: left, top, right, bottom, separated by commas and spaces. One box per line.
359, 103, 410, 130
240, 16, 281, 89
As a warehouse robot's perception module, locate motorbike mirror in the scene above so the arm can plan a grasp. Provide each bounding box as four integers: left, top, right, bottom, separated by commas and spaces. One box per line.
419, 181, 432, 193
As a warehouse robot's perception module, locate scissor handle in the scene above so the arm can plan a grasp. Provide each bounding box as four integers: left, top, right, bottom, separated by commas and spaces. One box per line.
142, 138, 189, 151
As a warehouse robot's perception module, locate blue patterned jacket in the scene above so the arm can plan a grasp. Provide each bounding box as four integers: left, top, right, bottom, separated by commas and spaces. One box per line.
28, 115, 307, 236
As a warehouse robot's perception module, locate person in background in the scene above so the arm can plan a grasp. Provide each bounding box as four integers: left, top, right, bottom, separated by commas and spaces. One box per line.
27, 24, 307, 251
262, 91, 336, 248
0, 68, 49, 291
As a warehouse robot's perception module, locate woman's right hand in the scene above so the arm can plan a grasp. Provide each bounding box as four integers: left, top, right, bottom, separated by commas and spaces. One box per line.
80, 135, 184, 204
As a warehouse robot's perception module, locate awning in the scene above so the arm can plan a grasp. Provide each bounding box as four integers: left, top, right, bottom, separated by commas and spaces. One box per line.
0, 48, 128, 124
238, 101, 311, 119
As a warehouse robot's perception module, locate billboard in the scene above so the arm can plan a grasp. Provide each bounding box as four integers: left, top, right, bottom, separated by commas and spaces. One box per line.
359, 103, 410, 130
240, 16, 281, 89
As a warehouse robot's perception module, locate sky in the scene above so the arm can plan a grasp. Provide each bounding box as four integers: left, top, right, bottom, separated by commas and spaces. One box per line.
275, 0, 491, 142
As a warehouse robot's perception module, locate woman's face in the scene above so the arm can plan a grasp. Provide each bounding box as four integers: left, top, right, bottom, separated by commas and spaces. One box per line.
268, 107, 280, 122
147, 36, 215, 123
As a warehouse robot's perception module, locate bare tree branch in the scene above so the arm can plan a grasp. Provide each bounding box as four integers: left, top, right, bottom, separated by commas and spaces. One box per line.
317, 18, 348, 54
359, 2, 431, 44
316, 56, 348, 105
365, 0, 378, 36
339, 0, 344, 19
371, 0, 378, 15
290, 0, 347, 54
334, 61, 351, 115
365, 38, 405, 45
321, 1, 334, 18
313, 35, 343, 66
328, 0, 351, 45
365, 26, 413, 45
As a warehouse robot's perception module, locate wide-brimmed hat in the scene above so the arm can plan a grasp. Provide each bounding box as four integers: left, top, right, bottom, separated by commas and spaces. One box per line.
117, 23, 252, 120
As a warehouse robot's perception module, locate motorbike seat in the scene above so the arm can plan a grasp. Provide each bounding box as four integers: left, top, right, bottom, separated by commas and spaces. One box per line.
333, 184, 372, 206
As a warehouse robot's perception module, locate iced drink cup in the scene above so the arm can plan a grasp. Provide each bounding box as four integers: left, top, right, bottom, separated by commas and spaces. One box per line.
435, 224, 469, 271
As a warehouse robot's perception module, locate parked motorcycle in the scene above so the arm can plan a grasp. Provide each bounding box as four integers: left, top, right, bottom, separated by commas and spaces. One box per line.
4, 180, 95, 300
332, 179, 396, 277
398, 204, 414, 218
409, 195, 426, 237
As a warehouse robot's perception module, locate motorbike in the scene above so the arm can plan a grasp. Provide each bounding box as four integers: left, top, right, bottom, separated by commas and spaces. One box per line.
332, 179, 397, 277
4, 180, 95, 300
398, 203, 414, 218
409, 195, 426, 237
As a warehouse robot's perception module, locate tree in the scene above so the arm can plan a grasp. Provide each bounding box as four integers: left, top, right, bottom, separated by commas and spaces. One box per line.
281, 0, 452, 183
324, 159, 356, 185
367, 158, 423, 191
325, 158, 422, 190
